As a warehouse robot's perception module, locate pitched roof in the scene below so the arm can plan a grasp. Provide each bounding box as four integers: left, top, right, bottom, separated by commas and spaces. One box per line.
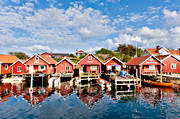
0, 54, 18, 63
76, 50, 87, 53
39, 55, 57, 64
146, 48, 180, 55
155, 55, 169, 60
127, 56, 150, 65
56, 57, 74, 65
104, 56, 124, 65
77, 53, 103, 64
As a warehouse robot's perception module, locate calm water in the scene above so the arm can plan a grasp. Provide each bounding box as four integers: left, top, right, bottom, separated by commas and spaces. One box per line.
0, 79, 180, 119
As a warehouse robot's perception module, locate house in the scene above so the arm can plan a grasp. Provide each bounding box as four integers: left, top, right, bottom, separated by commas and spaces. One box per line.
143, 46, 180, 60
24, 54, 57, 74
126, 55, 164, 76
104, 57, 124, 72
11, 60, 26, 75
77, 54, 103, 73
0, 54, 18, 75
156, 55, 180, 74
75, 50, 87, 57
56, 57, 74, 74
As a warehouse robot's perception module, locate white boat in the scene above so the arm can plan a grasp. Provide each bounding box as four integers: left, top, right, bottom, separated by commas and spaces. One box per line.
1, 77, 24, 83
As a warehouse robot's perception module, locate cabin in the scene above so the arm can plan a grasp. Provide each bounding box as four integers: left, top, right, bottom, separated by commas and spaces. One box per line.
56, 57, 74, 74
126, 55, 164, 76
24, 54, 57, 74
75, 50, 87, 57
104, 57, 124, 73
143, 46, 180, 58
78, 54, 103, 74
11, 60, 26, 75
156, 55, 180, 74
0, 54, 18, 75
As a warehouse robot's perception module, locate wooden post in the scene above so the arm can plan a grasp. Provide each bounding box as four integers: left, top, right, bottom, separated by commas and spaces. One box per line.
160, 64, 162, 82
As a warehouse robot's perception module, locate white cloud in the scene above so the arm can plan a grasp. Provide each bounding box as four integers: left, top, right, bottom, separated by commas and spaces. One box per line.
163, 9, 180, 26
11, 0, 20, 3
24, 45, 51, 53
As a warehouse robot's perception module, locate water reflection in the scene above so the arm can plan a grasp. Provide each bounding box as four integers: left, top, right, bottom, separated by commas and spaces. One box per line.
0, 78, 180, 119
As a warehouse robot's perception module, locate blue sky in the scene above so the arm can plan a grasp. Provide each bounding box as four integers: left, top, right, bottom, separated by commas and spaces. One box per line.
0, 0, 180, 56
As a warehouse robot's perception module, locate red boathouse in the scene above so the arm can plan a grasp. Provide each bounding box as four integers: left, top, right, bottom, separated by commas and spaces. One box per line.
24, 54, 57, 74
56, 57, 74, 74
11, 60, 25, 75
78, 54, 103, 73
104, 57, 124, 72
126, 55, 164, 76
156, 55, 180, 74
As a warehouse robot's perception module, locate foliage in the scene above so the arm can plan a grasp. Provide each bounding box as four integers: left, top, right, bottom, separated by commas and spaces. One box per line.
122, 55, 131, 62
70, 54, 75, 57
9, 52, 29, 60
117, 44, 143, 57
54, 57, 62, 62
96, 48, 115, 57
79, 54, 86, 59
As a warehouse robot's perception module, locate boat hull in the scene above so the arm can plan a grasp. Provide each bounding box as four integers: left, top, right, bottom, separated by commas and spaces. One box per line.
144, 81, 173, 88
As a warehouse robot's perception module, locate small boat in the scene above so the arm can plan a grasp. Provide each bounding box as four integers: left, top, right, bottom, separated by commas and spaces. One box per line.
1, 77, 24, 83
144, 80, 173, 88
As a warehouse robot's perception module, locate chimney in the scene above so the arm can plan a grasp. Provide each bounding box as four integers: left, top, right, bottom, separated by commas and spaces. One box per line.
156, 45, 160, 50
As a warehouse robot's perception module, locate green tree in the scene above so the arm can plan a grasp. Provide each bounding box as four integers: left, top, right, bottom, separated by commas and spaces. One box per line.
123, 55, 131, 62
79, 54, 86, 59
54, 57, 62, 62
9, 52, 29, 60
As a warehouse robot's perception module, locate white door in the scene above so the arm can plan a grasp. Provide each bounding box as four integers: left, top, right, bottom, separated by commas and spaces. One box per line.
29, 65, 34, 74
116, 65, 121, 71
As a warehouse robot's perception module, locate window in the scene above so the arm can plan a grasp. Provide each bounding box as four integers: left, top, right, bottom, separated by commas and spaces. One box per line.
149, 65, 155, 70
91, 66, 97, 69
39, 65, 45, 70
35, 56, 39, 62
66, 66, 70, 70
171, 64, 176, 69
17, 66, 21, 72
88, 56, 92, 60
5, 64, 8, 70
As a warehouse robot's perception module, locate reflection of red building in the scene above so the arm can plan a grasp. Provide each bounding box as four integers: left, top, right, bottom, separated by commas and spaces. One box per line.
0, 83, 23, 103
56, 81, 73, 98
23, 87, 53, 105
78, 85, 103, 108
142, 87, 175, 106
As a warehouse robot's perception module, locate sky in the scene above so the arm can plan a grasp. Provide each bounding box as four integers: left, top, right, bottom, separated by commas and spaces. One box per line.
0, 0, 180, 56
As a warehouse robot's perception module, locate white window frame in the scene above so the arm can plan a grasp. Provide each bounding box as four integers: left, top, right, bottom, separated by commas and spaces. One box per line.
39, 65, 45, 71
91, 66, 97, 70
5, 64, 8, 70
35, 56, 39, 62
149, 65, 155, 70
171, 64, 176, 69
66, 66, 70, 70
88, 56, 92, 60
17, 66, 21, 72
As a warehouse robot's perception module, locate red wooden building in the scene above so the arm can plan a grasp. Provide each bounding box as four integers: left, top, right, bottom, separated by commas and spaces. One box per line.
11, 60, 25, 75
56, 57, 74, 74
0, 54, 18, 75
75, 50, 87, 57
156, 55, 180, 74
104, 57, 124, 72
77, 54, 103, 73
126, 55, 164, 76
24, 54, 57, 74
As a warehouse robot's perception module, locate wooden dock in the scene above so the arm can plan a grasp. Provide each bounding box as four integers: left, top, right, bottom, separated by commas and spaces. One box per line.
80, 73, 100, 78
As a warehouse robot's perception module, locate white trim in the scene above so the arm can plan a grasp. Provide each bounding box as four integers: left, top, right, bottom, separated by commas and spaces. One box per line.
77, 53, 103, 64
139, 55, 165, 66
23, 54, 50, 65
56, 57, 74, 66
5, 64, 8, 70
17, 66, 22, 72
10, 59, 25, 67
161, 54, 180, 62
0, 63, 1, 74
104, 56, 124, 65
171, 63, 176, 69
